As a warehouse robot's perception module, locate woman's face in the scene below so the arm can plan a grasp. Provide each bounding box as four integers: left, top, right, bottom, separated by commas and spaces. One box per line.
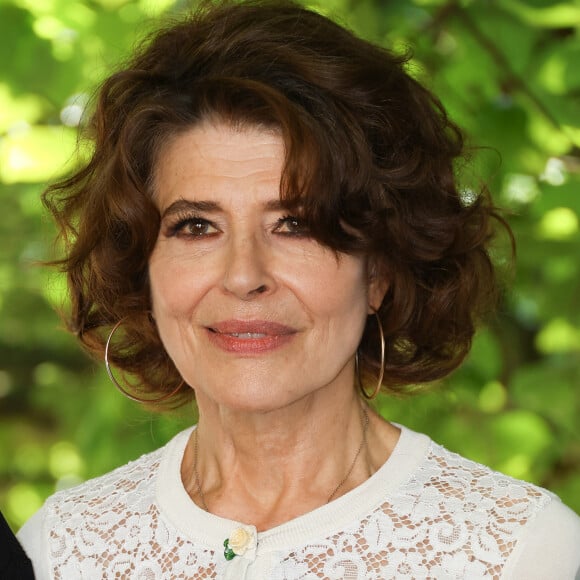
148, 121, 385, 412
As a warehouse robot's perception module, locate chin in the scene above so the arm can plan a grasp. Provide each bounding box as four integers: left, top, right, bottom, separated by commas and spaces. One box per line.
195, 378, 315, 415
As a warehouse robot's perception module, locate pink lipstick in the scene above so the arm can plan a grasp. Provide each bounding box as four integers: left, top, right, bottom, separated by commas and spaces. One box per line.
206, 320, 296, 354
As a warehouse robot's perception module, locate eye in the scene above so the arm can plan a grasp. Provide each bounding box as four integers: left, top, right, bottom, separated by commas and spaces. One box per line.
167, 216, 219, 238
274, 215, 309, 236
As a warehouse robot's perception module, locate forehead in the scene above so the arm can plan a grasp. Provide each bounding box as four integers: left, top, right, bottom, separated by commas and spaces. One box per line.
152, 121, 285, 210
153, 121, 285, 203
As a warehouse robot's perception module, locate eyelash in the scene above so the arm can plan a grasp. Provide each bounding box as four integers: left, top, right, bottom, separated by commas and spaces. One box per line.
274, 215, 309, 236
164, 213, 309, 238
166, 215, 216, 238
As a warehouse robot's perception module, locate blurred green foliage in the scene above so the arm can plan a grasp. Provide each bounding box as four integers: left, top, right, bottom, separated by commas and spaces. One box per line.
1, 0, 579, 531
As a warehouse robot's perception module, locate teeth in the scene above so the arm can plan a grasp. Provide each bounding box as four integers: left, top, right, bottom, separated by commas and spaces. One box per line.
229, 332, 267, 339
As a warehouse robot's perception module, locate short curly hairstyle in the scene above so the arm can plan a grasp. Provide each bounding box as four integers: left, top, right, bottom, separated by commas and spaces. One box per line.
45, 0, 511, 407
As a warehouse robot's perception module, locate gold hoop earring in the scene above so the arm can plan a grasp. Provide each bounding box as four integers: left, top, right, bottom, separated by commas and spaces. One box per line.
105, 318, 184, 403
359, 310, 385, 400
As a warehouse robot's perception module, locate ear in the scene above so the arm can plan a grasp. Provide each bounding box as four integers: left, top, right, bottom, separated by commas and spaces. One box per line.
367, 259, 389, 313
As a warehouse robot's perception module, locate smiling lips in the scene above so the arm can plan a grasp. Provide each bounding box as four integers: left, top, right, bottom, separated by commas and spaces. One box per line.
206, 320, 296, 354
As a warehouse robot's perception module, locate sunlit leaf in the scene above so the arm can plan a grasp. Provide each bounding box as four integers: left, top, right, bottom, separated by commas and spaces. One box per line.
501, 0, 580, 28
490, 410, 552, 479
0, 84, 46, 131
48, 440, 84, 478
537, 207, 579, 240
536, 318, 580, 353
0, 124, 77, 183
5, 483, 43, 527
478, 381, 508, 414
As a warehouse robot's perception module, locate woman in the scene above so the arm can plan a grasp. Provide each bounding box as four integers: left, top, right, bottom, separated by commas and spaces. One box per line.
18, 1, 580, 578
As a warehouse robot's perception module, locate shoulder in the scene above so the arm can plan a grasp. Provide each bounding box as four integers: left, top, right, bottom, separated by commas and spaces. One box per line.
44, 442, 165, 519
414, 438, 574, 535
394, 428, 558, 519
417, 439, 555, 511
17, 447, 163, 579
39, 426, 193, 520
504, 497, 580, 579
18, 443, 165, 548
379, 428, 580, 578
18, 429, 193, 578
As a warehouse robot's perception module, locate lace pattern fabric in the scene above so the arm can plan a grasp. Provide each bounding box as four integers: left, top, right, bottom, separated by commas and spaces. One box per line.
272, 445, 552, 580
45, 451, 222, 579
36, 432, 553, 579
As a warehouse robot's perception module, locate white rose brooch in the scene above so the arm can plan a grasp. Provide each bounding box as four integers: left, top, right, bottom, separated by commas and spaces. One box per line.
223, 526, 254, 561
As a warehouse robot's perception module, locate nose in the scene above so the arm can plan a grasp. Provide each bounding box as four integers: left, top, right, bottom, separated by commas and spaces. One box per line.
221, 234, 275, 300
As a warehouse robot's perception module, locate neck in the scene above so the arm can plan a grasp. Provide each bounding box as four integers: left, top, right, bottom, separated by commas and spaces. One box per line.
181, 388, 399, 530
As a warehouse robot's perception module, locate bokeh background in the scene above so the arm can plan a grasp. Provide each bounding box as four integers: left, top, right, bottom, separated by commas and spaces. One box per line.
1, 0, 579, 532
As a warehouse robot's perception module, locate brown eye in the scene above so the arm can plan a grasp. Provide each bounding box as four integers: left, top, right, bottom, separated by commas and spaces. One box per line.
185, 219, 213, 236
274, 216, 309, 236
167, 216, 219, 238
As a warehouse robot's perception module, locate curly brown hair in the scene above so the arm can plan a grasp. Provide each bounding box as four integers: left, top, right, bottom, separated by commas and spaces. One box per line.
44, 0, 511, 407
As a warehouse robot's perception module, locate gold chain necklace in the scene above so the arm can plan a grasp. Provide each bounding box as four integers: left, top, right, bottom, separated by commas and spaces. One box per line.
193, 424, 209, 511
192, 406, 370, 511
326, 407, 370, 503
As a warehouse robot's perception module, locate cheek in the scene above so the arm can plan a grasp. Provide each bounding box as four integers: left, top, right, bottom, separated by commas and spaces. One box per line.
149, 255, 193, 319
149, 258, 170, 316
148, 262, 197, 362
288, 255, 369, 319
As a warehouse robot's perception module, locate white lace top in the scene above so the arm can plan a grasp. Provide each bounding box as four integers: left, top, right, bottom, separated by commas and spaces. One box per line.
18, 425, 580, 579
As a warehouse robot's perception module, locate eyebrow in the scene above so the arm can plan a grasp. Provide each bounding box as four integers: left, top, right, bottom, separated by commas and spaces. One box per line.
161, 199, 219, 219
160, 198, 288, 219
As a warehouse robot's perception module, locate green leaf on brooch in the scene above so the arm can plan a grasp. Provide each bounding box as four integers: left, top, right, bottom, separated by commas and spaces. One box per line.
223, 539, 236, 561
